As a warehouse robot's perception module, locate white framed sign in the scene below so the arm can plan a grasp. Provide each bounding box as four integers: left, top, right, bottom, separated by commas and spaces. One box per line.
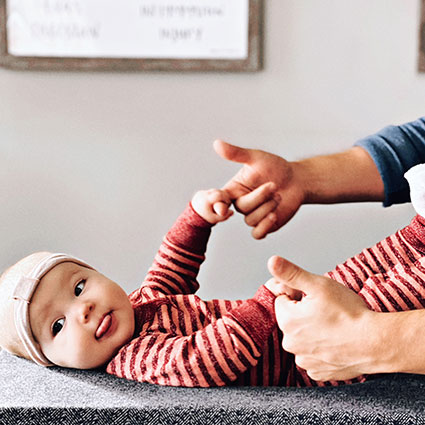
0, 0, 263, 71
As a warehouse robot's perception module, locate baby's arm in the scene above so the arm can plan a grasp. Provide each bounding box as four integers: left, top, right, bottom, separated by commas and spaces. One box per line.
137, 189, 233, 299
138, 204, 212, 298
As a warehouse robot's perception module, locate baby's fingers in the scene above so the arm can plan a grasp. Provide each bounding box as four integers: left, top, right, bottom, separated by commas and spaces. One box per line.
265, 278, 303, 300
208, 189, 233, 222
213, 201, 230, 216
213, 203, 234, 221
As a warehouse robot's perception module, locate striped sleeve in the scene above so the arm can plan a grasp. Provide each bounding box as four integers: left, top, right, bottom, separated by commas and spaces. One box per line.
140, 203, 213, 298
107, 286, 277, 387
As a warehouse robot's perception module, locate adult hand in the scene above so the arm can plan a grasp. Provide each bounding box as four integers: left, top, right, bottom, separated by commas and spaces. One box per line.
214, 140, 385, 239
268, 255, 377, 382
214, 140, 305, 239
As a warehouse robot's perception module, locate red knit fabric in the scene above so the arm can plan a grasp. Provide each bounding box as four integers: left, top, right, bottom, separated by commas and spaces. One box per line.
106, 207, 425, 387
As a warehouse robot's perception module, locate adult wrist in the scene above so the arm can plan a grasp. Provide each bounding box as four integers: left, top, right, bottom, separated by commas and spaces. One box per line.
370, 309, 425, 375
290, 156, 332, 205
291, 147, 385, 205
286, 160, 310, 205
360, 310, 406, 375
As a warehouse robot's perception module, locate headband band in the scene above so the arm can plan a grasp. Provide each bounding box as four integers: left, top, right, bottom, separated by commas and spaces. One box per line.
12, 253, 94, 366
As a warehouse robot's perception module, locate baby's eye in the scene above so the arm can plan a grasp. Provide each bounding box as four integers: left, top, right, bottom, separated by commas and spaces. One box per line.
52, 318, 64, 336
74, 279, 86, 296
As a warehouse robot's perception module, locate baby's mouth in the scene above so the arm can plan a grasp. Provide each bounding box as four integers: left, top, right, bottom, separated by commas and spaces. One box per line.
96, 312, 112, 339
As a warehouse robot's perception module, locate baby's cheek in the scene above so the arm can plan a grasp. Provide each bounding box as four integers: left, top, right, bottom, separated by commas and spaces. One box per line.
46, 335, 98, 369
70, 340, 110, 369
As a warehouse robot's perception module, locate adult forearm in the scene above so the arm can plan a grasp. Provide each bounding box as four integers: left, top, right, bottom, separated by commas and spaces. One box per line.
293, 146, 385, 204
367, 309, 425, 375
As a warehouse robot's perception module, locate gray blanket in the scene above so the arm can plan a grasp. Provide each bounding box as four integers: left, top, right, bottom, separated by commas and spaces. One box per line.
0, 350, 423, 424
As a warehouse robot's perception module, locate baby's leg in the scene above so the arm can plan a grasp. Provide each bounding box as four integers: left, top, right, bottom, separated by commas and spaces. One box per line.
326, 214, 425, 312
289, 215, 425, 387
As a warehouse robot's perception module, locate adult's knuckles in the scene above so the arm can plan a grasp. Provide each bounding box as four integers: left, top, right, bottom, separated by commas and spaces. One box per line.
244, 215, 256, 226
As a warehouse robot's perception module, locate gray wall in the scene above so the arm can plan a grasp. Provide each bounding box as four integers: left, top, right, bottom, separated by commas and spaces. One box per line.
1, 0, 424, 300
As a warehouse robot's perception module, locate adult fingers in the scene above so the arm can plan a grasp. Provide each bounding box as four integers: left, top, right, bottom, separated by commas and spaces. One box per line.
268, 255, 318, 293
251, 213, 278, 239
213, 139, 254, 165
234, 182, 277, 214
214, 140, 254, 200
245, 199, 279, 227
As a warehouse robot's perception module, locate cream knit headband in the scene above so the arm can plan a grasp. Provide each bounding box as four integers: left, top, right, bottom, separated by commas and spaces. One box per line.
12, 253, 94, 366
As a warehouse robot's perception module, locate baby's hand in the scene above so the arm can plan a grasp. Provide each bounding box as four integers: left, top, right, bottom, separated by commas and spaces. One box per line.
265, 278, 303, 301
192, 189, 234, 224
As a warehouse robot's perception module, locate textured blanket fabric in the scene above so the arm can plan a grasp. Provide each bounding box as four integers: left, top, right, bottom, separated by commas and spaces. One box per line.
0, 350, 424, 425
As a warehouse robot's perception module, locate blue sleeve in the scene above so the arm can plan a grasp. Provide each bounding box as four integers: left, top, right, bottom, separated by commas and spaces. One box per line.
354, 117, 425, 207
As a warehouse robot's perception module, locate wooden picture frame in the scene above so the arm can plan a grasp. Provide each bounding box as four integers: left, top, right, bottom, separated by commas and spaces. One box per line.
419, 0, 425, 72
0, 0, 263, 72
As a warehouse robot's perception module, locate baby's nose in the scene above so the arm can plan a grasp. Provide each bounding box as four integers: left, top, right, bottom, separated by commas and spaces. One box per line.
79, 302, 94, 322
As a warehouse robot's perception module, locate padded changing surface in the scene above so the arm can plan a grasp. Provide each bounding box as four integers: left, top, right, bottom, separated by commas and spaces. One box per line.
1, 350, 425, 424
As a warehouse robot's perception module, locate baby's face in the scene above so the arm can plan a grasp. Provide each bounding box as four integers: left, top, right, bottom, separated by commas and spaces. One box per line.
29, 262, 135, 369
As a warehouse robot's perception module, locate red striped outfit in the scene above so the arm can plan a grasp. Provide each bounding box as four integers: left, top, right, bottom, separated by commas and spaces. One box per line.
106, 204, 425, 387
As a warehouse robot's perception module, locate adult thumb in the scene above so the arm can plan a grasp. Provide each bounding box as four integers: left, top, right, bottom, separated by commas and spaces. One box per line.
213, 139, 253, 165
267, 255, 317, 294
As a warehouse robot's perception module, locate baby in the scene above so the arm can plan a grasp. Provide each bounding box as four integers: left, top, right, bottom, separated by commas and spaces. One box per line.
1, 165, 425, 388
0, 184, 291, 386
